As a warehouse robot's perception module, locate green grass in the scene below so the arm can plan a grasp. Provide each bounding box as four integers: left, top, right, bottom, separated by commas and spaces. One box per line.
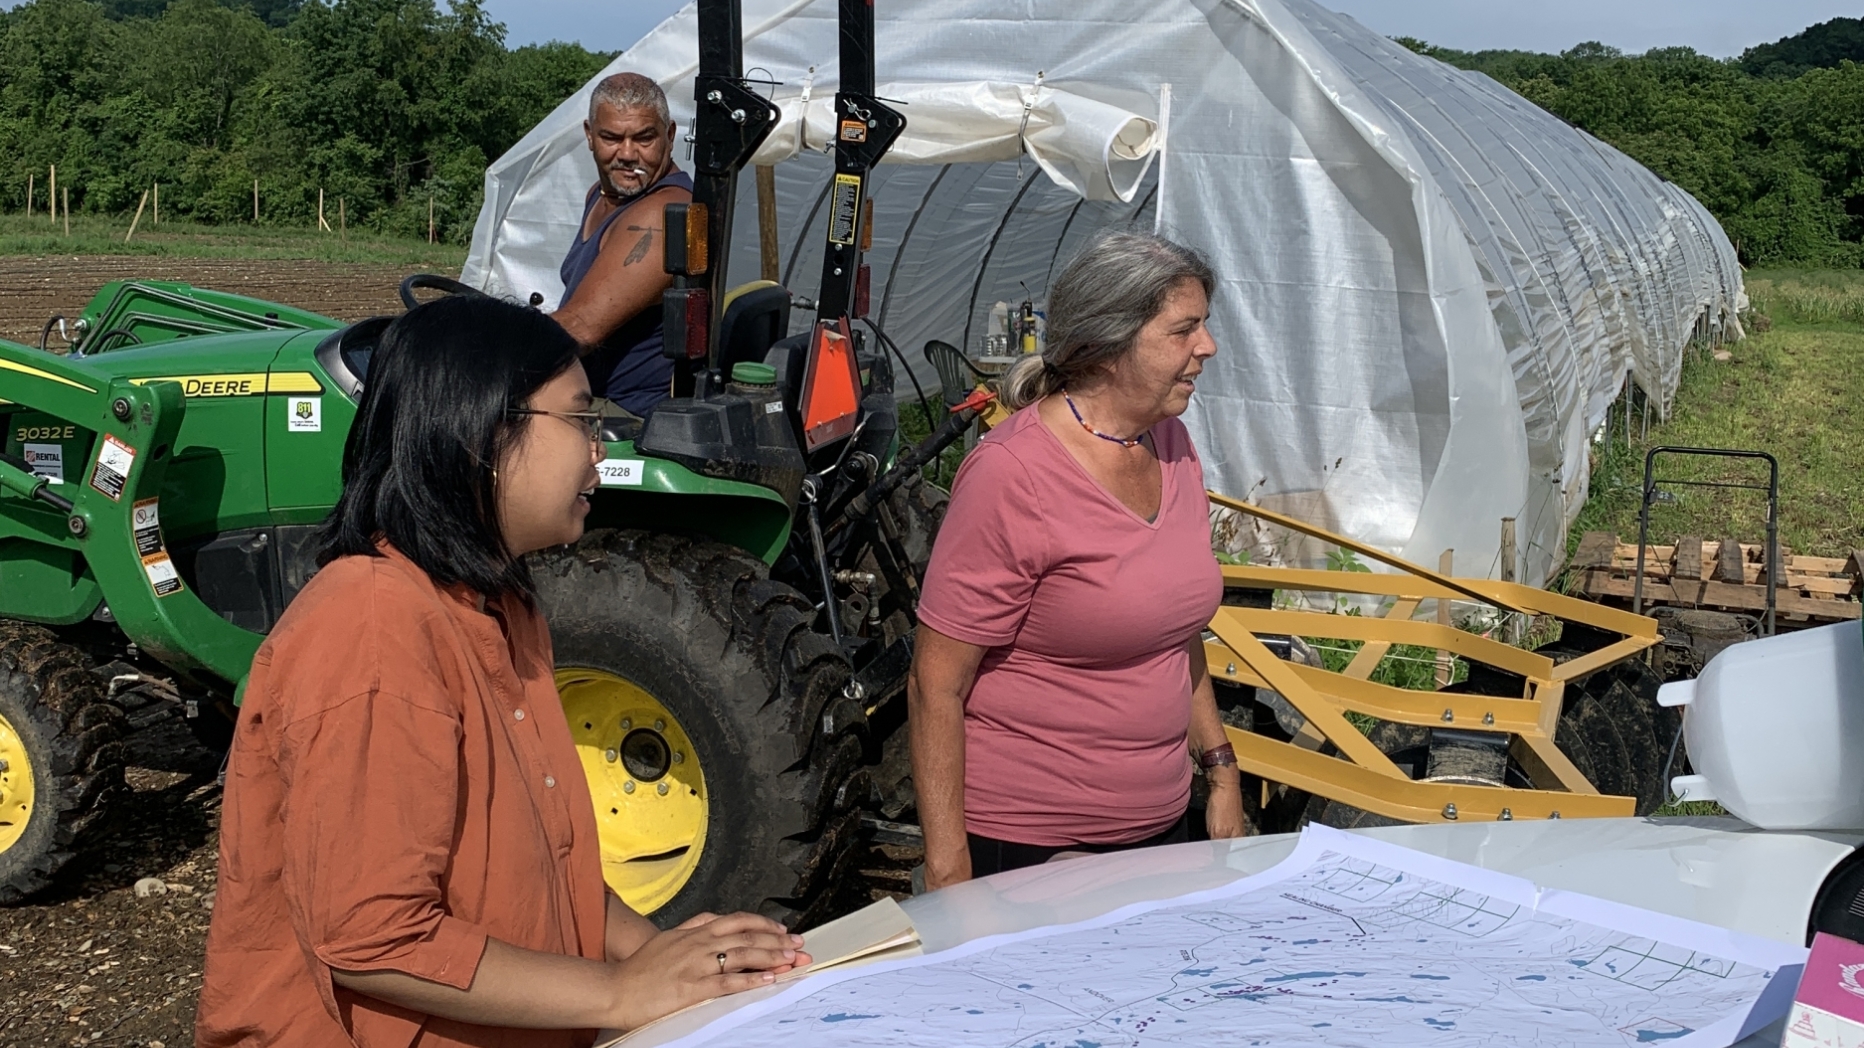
1305, 637, 1470, 692
896, 395, 968, 490
1652, 799, 1727, 818
0, 213, 465, 268
1569, 269, 1864, 562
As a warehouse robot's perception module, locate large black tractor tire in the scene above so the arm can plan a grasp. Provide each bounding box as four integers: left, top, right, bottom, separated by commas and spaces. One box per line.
849, 469, 949, 647
530, 531, 870, 930
882, 472, 948, 579
0, 622, 128, 902
856, 472, 947, 818
182, 693, 239, 755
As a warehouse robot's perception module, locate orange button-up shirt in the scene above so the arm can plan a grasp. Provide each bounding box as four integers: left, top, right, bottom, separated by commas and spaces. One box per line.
198, 545, 608, 1047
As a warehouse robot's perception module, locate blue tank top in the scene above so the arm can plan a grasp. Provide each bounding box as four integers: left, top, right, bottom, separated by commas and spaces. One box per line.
558, 170, 695, 416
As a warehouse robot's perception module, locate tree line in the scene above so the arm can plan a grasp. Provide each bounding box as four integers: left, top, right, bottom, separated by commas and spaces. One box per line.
1, 0, 1859, 266
0, 0, 607, 244
1400, 18, 1864, 268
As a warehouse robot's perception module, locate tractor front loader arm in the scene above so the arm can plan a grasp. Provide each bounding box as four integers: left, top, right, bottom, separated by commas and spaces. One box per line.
0, 345, 261, 688
0, 451, 74, 512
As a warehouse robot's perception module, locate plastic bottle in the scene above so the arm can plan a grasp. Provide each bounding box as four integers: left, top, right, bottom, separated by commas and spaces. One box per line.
725, 361, 791, 448
1659, 619, 1864, 830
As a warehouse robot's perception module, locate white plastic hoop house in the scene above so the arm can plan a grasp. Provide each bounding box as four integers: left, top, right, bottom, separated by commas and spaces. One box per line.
465, 0, 1744, 587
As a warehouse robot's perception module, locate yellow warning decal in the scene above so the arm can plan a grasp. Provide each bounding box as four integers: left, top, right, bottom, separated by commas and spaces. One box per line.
0, 358, 97, 394
828, 173, 862, 246
131, 372, 325, 398
141, 551, 183, 597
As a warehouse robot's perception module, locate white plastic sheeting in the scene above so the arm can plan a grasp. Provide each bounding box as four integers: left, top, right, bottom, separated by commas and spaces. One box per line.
465, 0, 1745, 586
749, 80, 1161, 201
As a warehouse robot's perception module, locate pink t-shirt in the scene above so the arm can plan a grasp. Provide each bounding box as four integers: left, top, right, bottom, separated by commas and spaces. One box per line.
917, 407, 1223, 846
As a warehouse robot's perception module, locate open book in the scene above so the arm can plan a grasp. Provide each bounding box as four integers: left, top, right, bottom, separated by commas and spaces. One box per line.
598, 896, 920, 1046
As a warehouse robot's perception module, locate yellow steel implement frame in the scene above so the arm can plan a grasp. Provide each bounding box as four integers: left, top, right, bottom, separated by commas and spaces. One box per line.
1205, 492, 1658, 823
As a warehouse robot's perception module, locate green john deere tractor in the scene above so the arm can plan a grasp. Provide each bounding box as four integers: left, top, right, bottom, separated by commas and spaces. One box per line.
0, 0, 968, 926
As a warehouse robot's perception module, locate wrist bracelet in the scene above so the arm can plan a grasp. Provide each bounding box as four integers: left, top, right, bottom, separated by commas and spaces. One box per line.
1198, 743, 1238, 770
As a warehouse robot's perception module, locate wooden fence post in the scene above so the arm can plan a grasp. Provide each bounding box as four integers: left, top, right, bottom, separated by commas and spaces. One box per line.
62, 186, 69, 237
153, 182, 159, 226
26, 173, 32, 218
124, 190, 149, 244
1436, 548, 1455, 687
318, 189, 330, 232
48, 166, 56, 227
755, 165, 779, 282
253, 179, 259, 223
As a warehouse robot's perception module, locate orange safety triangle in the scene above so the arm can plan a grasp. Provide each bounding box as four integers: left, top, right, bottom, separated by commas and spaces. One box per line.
802, 320, 862, 449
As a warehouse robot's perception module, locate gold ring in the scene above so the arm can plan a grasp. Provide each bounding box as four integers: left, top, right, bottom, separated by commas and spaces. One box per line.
716, 951, 727, 974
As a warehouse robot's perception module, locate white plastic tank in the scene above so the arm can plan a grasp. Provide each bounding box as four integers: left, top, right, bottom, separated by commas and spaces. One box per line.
1659, 619, 1864, 830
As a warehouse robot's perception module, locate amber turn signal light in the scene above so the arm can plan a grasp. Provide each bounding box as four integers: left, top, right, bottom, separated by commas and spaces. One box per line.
662, 202, 710, 277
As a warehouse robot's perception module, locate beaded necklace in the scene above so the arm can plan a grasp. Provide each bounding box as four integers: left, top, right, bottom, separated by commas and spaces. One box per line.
1061, 389, 1146, 448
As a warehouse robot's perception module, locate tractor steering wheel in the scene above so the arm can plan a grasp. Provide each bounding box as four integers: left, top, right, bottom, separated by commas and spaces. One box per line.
398, 273, 484, 311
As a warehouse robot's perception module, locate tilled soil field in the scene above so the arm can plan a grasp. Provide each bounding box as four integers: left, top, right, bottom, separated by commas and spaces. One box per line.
0, 714, 223, 1047
0, 256, 426, 346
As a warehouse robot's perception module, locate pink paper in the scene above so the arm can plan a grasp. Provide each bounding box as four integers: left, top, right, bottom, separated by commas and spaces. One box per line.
1798, 934, 1864, 1021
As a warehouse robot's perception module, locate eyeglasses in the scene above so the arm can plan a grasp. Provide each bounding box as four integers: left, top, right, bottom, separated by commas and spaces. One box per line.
508, 405, 607, 444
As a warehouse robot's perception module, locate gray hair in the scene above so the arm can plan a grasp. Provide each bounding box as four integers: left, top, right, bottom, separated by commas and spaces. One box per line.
999, 231, 1216, 411
589, 72, 670, 126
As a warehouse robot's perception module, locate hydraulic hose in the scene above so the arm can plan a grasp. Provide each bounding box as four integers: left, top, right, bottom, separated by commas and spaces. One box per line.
829, 389, 992, 537
39, 315, 65, 353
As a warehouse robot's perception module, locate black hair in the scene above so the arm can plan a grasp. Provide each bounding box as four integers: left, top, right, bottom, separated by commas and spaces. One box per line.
316, 294, 583, 600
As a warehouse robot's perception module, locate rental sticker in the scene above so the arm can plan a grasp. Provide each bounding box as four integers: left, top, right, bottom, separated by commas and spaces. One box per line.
22, 442, 63, 483
597, 458, 646, 486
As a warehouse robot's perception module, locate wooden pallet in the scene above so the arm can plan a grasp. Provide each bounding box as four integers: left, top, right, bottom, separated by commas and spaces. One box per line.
1567, 531, 1862, 625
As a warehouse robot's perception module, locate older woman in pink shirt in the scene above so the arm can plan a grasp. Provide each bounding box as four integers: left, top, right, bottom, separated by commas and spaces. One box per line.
910, 231, 1247, 890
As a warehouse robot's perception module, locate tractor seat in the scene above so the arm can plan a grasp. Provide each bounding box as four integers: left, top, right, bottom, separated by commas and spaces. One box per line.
315, 316, 394, 398
598, 407, 644, 443
718, 281, 792, 377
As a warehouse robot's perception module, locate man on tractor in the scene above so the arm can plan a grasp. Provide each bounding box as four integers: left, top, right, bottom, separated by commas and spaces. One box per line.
551, 72, 692, 417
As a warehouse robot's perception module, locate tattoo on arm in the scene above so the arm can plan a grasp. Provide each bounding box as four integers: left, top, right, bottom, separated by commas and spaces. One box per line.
622, 226, 655, 266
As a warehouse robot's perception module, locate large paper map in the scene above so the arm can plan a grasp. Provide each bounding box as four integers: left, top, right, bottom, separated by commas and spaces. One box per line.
663, 826, 1806, 1048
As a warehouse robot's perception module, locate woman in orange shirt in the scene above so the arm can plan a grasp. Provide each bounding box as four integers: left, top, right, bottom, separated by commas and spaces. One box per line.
198, 295, 808, 1046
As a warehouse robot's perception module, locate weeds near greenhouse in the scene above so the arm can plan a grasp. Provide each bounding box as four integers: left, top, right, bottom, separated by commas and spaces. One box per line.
1745, 270, 1864, 327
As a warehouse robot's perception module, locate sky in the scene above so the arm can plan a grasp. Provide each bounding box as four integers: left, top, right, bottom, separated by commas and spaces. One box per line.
489, 0, 1860, 59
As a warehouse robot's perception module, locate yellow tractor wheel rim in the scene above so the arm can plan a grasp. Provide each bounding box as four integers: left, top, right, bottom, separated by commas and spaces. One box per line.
0, 712, 34, 853
556, 669, 707, 915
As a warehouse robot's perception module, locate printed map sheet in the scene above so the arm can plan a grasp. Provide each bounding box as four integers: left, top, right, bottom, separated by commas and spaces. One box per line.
663, 825, 1806, 1048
